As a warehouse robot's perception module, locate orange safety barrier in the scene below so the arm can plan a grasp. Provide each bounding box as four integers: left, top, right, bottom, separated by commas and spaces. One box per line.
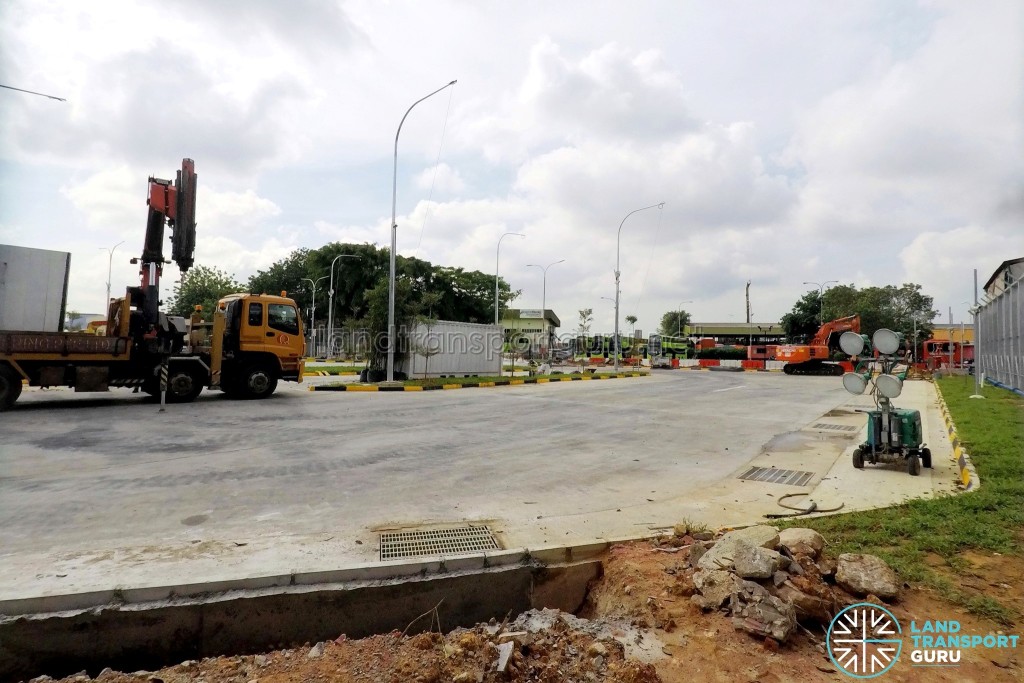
741, 360, 765, 370
698, 359, 720, 367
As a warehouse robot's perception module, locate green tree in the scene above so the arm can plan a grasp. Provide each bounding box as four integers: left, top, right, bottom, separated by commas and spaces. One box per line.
782, 282, 938, 347
166, 265, 243, 319
64, 310, 82, 331
822, 283, 937, 341
659, 309, 691, 337
625, 314, 638, 336
780, 290, 823, 342
247, 243, 517, 330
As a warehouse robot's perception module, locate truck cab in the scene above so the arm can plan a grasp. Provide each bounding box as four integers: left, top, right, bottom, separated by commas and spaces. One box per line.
190, 293, 305, 399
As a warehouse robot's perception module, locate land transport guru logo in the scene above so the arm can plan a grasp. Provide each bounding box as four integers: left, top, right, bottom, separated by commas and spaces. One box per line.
827, 602, 1021, 678
827, 603, 902, 678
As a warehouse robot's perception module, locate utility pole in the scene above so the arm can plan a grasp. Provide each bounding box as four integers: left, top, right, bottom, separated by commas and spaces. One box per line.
948, 306, 954, 370
746, 280, 752, 349
971, 268, 984, 398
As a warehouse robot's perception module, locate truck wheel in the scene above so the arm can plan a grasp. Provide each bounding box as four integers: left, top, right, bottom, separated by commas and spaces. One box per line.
921, 447, 932, 469
166, 367, 204, 403
0, 366, 23, 411
236, 364, 278, 399
908, 454, 921, 476
852, 447, 864, 469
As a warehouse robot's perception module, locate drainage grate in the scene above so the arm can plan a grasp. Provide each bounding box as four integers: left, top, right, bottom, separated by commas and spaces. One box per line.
811, 422, 859, 433
739, 467, 815, 487
379, 525, 500, 561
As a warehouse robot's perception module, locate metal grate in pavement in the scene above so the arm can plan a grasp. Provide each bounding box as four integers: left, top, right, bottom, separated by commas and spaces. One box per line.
379, 525, 500, 561
811, 422, 860, 433
738, 467, 815, 487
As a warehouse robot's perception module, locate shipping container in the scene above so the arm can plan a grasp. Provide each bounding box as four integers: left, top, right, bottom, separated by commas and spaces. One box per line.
398, 320, 503, 378
0, 245, 71, 332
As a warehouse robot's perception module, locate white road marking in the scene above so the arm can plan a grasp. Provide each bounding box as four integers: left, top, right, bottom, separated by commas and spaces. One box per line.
711, 385, 746, 393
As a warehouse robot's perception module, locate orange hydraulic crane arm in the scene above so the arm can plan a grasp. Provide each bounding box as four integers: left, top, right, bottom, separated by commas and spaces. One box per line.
810, 315, 860, 346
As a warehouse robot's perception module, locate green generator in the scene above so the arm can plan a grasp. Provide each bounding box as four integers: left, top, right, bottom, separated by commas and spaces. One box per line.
841, 328, 932, 476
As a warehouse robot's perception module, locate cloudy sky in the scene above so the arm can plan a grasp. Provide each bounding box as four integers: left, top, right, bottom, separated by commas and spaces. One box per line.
1, 0, 1021, 334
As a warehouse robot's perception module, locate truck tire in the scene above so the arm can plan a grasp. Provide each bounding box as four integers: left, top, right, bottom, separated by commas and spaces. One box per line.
235, 363, 278, 400
166, 366, 204, 403
0, 365, 23, 411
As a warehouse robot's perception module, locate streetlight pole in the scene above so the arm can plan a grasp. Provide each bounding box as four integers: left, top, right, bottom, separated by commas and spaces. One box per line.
526, 259, 564, 363
677, 300, 693, 338
495, 232, 525, 325
328, 254, 360, 358
615, 203, 664, 372
803, 280, 838, 324
100, 241, 125, 314
388, 79, 458, 383
301, 276, 329, 356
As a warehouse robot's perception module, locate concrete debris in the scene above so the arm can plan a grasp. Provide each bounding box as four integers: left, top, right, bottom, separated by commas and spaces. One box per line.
692, 570, 744, 610
732, 544, 783, 579
721, 525, 781, 550
254, 655, 269, 668
728, 581, 797, 642
509, 608, 666, 663
778, 528, 825, 559
688, 543, 707, 567
307, 641, 325, 659
774, 582, 833, 623
495, 640, 514, 672
696, 526, 780, 573
835, 553, 900, 600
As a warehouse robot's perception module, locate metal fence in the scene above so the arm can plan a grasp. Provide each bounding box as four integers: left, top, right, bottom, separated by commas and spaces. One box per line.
978, 274, 1023, 392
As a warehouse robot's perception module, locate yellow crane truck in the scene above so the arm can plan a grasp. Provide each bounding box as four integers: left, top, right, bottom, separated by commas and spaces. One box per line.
0, 159, 304, 411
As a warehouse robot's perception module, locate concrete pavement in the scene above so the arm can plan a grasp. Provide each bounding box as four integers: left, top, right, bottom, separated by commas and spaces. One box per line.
0, 372, 958, 614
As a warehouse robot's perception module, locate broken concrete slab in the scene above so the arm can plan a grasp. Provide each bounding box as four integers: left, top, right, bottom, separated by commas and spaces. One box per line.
835, 553, 900, 600
778, 528, 825, 559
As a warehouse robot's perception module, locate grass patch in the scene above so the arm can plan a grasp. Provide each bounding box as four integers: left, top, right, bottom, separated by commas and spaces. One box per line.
780, 376, 1024, 624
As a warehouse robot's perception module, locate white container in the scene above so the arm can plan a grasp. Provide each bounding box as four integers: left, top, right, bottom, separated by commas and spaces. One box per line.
398, 320, 503, 378
0, 245, 71, 332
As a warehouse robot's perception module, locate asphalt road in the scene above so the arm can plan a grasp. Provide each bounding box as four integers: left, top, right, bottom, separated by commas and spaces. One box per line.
0, 371, 855, 598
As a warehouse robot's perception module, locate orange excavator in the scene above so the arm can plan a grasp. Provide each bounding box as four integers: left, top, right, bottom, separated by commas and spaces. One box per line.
777, 315, 861, 376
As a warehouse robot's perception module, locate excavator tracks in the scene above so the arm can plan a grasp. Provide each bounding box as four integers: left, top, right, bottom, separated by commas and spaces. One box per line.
782, 361, 846, 376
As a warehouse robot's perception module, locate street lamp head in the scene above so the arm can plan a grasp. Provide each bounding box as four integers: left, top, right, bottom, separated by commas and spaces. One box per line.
657, 202, 665, 209
449, 80, 457, 85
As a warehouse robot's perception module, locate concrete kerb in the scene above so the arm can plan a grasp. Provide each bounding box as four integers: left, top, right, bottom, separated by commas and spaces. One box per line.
0, 556, 604, 682
310, 372, 648, 392
933, 383, 981, 491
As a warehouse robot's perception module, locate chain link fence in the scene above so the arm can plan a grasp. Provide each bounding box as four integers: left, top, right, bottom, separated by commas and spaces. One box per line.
978, 274, 1022, 392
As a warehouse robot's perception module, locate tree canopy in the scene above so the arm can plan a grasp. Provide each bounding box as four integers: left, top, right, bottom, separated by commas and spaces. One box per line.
244, 242, 519, 331
781, 283, 938, 345
165, 265, 244, 319
659, 309, 691, 337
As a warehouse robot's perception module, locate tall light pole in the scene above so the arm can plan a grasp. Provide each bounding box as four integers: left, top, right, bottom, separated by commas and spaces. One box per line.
526, 259, 564, 362
388, 79, 458, 383
803, 280, 838, 324
495, 232, 525, 324
100, 241, 125, 313
328, 254, 360, 358
677, 300, 693, 338
301, 275, 329, 356
615, 203, 664, 372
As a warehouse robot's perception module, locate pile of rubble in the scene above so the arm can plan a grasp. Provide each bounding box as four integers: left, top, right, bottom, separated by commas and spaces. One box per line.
674, 525, 901, 643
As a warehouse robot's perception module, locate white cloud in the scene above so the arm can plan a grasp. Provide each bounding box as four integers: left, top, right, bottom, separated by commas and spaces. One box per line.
2, 1, 1021, 334
414, 163, 466, 194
